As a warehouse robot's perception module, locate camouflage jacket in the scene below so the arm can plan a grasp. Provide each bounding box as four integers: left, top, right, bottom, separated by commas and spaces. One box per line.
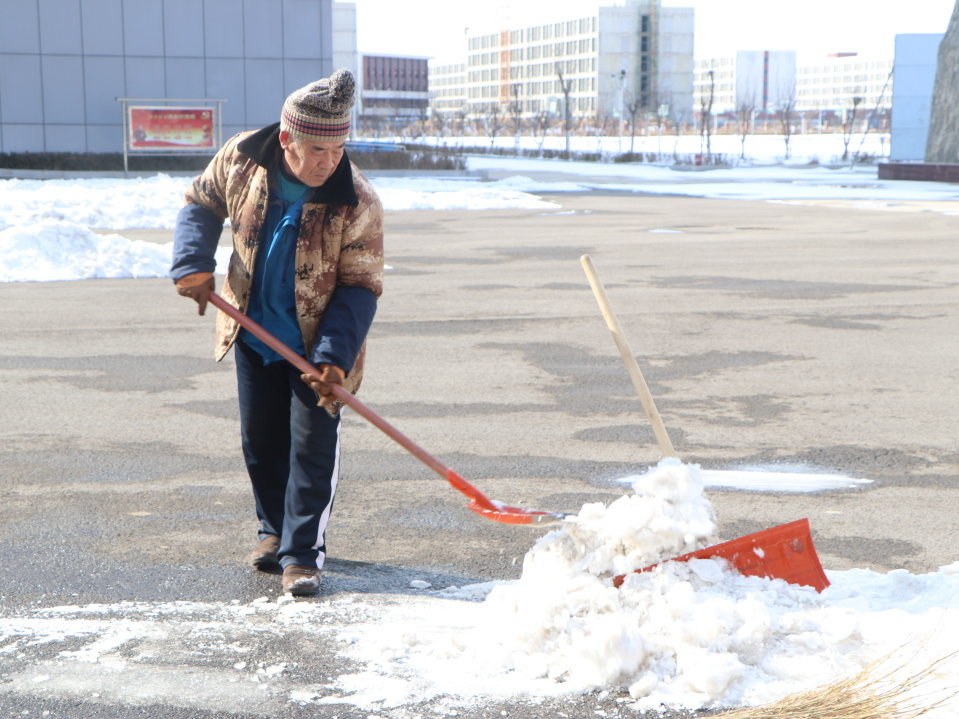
180, 123, 384, 397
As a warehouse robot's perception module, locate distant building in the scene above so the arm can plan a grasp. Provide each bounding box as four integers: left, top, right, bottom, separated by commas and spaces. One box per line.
796, 53, 893, 119
429, 62, 469, 119
0, 0, 356, 154
428, 0, 695, 126
696, 51, 797, 117
740, 51, 797, 111
356, 54, 431, 131
693, 56, 736, 116
694, 50, 893, 130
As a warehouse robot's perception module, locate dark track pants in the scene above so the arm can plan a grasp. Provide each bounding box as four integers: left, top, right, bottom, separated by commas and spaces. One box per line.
235, 339, 341, 569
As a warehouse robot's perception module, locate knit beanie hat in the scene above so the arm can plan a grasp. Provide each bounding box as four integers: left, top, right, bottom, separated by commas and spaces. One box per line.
280, 69, 355, 143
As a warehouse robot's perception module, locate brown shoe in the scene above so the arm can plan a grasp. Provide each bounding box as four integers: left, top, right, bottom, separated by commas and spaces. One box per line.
282, 564, 321, 595
250, 535, 280, 569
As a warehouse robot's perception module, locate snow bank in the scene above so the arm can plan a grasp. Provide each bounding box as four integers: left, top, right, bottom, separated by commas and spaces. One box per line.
0, 219, 232, 283
1, 151, 957, 283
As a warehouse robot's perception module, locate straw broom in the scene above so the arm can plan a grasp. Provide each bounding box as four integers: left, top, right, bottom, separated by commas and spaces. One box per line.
716, 648, 959, 719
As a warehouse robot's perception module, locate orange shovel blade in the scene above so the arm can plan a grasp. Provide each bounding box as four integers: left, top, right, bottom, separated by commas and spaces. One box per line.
614, 518, 830, 592
466, 499, 570, 526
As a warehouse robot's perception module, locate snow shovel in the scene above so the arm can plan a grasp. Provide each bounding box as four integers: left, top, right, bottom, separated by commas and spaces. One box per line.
614, 518, 830, 592
206, 292, 571, 527
580, 256, 830, 592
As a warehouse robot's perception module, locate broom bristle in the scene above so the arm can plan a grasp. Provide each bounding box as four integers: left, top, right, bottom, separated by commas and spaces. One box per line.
717, 648, 959, 719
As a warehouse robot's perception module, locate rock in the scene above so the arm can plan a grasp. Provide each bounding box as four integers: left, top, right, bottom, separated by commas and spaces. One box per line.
926, 1, 959, 163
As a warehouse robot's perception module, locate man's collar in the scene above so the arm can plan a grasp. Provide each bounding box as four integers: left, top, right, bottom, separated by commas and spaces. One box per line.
237, 122, 359, 207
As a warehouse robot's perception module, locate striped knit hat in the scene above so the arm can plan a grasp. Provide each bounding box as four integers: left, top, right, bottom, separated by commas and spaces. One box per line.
280, 69, 354, 143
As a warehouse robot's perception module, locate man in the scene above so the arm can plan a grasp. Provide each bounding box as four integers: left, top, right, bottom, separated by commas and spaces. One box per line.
170, 69, 384, 596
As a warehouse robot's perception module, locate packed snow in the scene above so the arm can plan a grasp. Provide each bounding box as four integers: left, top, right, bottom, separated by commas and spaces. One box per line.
2, 143, 958, 714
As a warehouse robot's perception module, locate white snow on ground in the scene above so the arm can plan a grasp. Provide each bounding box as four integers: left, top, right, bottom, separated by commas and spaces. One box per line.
2, 139, 959, 713
700, 467, 871, 492
3, 462, 958, 715
311, 462, 959, 713
2, 134, 958, 283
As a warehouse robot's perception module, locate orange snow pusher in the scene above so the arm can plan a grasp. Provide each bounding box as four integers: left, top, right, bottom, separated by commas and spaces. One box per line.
615, 518, 830, 592
203, 293, 829, 590
582, 254, 830, 593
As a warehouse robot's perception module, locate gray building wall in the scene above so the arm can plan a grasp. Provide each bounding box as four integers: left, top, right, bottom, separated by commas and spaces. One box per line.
0, 0, 339, 153
889, 33, 942, 162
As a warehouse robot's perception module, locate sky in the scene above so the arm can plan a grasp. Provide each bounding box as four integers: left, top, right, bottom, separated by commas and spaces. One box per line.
349, 0, 955, 63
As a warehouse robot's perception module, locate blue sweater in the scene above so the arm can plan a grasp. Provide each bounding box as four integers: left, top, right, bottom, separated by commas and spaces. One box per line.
239, 172, 308, 362
172, 168, 376, 373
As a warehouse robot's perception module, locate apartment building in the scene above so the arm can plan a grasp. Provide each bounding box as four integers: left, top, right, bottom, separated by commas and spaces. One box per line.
429, 62, 468, 118
430, 0, 694, 125
796, 53, 893, 113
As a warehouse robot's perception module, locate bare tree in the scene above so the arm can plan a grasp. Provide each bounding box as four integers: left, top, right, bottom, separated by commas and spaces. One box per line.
655, 103, 671, 161
699, 69, 715, 160
532, 110, 551, 152
431, 108, 448, 143
592, 111, 610, 154
778, 81, 797, 160
508, 84, 523, 153
454, 109, 468, 146
417, 104, 430, 141
735, 88, 757, 161
670, 103, 689, 162
841, 94, 863, 161
555, 62, 574, 159
625, 89, 644, 155
485, 103, 503, 148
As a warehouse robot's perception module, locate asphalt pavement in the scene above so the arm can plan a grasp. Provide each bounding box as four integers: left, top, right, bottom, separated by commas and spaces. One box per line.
0, 190, 957, 717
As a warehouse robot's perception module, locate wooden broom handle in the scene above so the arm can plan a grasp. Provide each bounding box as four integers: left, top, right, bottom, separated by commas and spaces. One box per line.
581, 254, 677, 458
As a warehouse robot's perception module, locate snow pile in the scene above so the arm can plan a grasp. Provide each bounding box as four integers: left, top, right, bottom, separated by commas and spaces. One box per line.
0, 174, 191, 231
0, 219, 232, 282
555, 459, 718, 575
0, 174, 198, 283
473, 460, 844, 708
477, 460, 724, 697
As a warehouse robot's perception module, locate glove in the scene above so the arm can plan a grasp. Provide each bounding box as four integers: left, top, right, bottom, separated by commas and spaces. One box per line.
175, 272, 215, 316
301, 364, 346, 407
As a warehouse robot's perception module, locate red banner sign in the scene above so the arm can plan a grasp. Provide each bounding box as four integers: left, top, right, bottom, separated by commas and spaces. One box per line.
128, 106, 215, 150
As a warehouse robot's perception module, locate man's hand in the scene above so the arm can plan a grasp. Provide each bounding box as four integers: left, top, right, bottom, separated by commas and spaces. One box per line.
175, 272, 215, 315
301, 364, 346, 407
